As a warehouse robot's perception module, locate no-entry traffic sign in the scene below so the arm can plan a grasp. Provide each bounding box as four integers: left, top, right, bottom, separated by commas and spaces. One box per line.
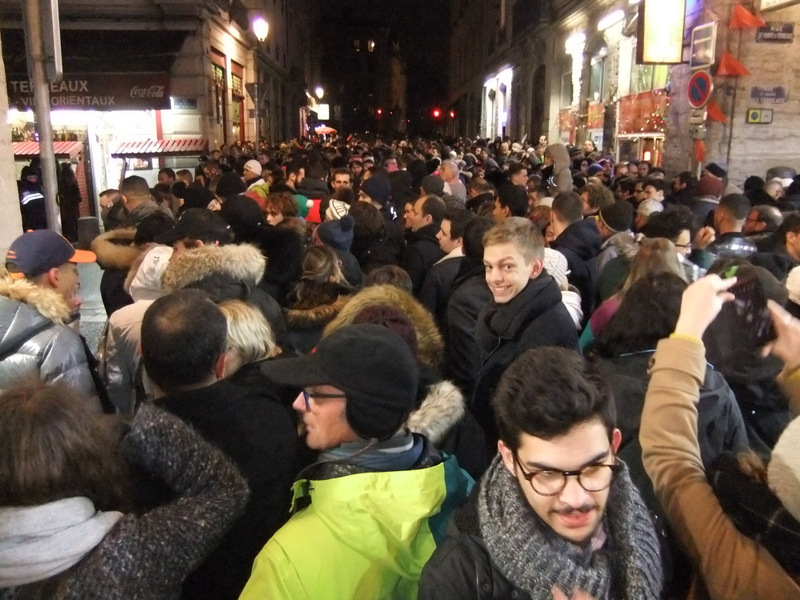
688, 70, 713, 109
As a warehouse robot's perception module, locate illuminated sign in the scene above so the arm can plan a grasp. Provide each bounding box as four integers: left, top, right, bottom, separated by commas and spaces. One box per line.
637, 0, 687, 64
760, 0, 800, 11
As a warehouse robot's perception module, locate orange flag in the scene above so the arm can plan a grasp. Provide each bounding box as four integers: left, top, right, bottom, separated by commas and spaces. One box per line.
694, 140, 706, 163
717, 51, 751, 76
730, 4, 766, 29
706, 100, 729, 124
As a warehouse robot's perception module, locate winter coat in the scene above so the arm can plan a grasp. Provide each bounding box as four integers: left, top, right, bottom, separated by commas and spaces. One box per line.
401, 223, 447, 296
407, 379, 489, 480
595, 352, 749, 593
284, 284, 351, 354
161, 243, 291, 351
128, 199, 173, 227
417, 491, 529, 600
595, 231, 636, 277
641, 338, 800, 599
549, 218, 602, 320
295, 177, 330, 200
419, 253, 465, 329
0, 277, 100, 411
445, 261, 493, 399
705, 232, 757, 262
473, 274, 579, 443
545, 144, 573, 194
91, 229, 139, 316
238, 441, 472, 600
157, 380, 298, 600
324, 283, 443, 369
0, 404, 248, 600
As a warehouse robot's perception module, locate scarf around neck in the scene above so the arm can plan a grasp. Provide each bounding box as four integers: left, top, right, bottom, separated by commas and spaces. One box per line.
0, 496, 122, 588
478, 455, 662, 600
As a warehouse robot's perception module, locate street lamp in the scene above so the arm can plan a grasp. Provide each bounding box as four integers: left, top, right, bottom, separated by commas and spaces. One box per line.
251, 16, 269, 144
315, 86, 324, 100
252, 17, 269, 43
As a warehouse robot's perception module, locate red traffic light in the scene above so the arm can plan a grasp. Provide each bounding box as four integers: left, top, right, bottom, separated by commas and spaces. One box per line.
432, 108, 441, 118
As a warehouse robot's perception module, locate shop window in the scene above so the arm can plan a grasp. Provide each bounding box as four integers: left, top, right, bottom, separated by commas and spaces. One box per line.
212, 64, 226, 126
630, 43, 670, 94
354, 39, 361, 52
368, 39, 376, 52
560, 70, 572, 108
589, 49, 608, 103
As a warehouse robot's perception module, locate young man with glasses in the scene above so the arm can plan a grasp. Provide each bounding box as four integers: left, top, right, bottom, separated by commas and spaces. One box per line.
419, 346, 663, 599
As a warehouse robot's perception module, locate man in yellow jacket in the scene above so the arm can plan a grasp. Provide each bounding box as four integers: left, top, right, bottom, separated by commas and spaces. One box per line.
239, 323, 473, 600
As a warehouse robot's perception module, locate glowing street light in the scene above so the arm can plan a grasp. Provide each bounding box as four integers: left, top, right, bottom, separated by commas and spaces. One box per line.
315, 86, 324, 99
252, 17, 269, 42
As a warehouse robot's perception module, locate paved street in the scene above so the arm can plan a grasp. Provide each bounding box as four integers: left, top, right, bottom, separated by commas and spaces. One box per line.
78, 261, 107, 356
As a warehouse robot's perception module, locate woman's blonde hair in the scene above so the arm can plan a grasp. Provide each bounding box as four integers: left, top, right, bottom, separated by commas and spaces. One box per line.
218, 299, 278, 364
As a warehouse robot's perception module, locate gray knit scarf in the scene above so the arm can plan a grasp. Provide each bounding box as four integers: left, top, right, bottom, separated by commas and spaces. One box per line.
478, 455, 662, 599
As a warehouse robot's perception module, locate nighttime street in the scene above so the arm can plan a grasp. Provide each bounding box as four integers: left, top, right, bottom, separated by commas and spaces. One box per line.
1, 0, 800, 598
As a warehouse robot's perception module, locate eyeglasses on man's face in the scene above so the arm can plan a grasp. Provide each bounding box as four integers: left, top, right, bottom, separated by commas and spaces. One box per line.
512, 451, 620, 496
301, 388, 345, 411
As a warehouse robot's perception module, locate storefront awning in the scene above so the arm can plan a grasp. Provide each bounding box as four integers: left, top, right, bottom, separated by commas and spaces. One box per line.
111, 138, 208, 158
13, 141, 84, 160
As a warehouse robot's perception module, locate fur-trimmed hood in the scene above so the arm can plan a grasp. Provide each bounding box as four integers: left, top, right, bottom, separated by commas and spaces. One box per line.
0, 277, 71, 325
406, 380, 465, 445
90, 229, 140, 269
161, 244, 266, 298
284, 294, 350, 329
604, 231, 638, 260
323, 284, 443, 368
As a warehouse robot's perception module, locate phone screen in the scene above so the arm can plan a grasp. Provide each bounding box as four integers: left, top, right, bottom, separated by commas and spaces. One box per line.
729, 276, 777, 348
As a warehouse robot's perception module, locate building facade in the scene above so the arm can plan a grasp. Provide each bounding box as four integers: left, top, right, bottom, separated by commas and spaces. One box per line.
1, 0, 319, 205
447, 0, 800, 184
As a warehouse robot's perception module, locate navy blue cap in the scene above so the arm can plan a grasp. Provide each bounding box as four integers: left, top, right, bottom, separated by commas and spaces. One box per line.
6, 230, 95, 278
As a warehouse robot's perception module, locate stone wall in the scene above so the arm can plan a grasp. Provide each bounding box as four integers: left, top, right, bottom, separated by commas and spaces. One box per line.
664, 1, 800, 184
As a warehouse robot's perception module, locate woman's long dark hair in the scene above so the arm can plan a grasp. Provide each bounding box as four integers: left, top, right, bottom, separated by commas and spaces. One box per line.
594, 272, 688, 358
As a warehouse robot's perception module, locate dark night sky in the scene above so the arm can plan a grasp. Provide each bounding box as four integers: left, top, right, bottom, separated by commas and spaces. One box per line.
318, 0, 450, 114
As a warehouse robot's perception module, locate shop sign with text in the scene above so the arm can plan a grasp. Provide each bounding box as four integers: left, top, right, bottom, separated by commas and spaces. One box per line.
7, 73, 171, 111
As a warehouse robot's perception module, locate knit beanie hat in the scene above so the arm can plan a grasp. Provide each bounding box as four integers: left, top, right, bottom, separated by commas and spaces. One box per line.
696, 176, 724, 198
637, 199, 664, 217
325, 199, 350, 221
786, 265, 800, 305
769, 416, 800, 522
543, 248, 569, 289
421, 174, 445, 196
316, 215, 355, 252
216, 172, 247, 198
587, 164, 605, 176
259, 324, 419, 440
704, 162, 727, 178
359, 176, 391, 209
600, 201, 634, 232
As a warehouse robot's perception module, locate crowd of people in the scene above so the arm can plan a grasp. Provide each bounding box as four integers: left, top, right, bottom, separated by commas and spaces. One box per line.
1, 134, 800, 599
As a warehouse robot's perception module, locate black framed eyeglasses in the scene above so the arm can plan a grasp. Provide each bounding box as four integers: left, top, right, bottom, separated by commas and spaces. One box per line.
512, 452, 620, 496
301, 389, 345, 410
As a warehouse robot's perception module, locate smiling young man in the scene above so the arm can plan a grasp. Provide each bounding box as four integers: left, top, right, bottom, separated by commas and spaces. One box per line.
419, 347, 663, 599
471, 218, 578, 446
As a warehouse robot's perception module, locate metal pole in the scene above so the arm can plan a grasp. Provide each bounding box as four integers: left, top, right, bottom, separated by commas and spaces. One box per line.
23, 0, 60, 233
254, 81, 259, 146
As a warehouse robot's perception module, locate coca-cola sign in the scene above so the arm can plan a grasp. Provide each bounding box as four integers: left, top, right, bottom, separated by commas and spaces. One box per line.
130, 85, 166, 99
7, 73, 173, 111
